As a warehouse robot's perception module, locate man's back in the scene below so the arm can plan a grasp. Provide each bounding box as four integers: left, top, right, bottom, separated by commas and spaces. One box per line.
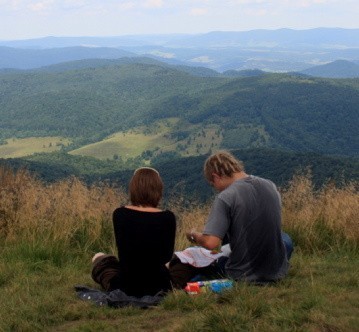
204, 175, 289, 282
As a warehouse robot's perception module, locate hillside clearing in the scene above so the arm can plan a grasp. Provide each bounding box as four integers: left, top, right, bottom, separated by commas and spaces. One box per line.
69, 121, 223, 161
0, 136, 71, 158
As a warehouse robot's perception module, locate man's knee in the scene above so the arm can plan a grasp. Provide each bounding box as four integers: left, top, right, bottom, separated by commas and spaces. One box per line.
281, 232, 294, 260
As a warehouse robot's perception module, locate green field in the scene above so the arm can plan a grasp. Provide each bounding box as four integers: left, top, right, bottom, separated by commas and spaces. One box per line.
70, 130, 172, 160
69, 120, 223, 161
0, 136, 71, 158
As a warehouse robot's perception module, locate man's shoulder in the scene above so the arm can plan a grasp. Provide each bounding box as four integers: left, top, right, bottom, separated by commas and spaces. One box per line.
217, 180, 245, 203
219, 176, 277, 198
245, 175, 277, 188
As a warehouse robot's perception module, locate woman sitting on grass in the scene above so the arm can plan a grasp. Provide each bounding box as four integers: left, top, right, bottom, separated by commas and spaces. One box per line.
91, 167, 176, 297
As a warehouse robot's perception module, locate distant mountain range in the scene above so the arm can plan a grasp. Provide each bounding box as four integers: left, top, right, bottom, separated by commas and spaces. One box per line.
1, 28, 358, 49
0, 46, 135, 70
1, 28, 358, 73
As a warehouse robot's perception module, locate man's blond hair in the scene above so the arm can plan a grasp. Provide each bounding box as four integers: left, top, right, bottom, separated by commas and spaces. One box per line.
204, 150, 244, 182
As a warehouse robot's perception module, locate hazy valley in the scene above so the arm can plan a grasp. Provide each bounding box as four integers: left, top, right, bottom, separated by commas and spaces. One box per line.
1, 28, 359, 75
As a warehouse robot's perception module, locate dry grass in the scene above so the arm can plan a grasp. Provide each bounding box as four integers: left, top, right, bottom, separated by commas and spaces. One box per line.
0, 166, 358, 253
0, 167, 125, 246
281, 173, 358, 252
171, 203, 212, 250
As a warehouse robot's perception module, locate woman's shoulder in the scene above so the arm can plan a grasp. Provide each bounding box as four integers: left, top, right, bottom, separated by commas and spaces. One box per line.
162, 209, 175, 214
113, 206, 175, 218
113, 206, 126, 214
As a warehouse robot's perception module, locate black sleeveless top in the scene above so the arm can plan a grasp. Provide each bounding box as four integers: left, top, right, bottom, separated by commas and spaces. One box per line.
112, 207, 176, 297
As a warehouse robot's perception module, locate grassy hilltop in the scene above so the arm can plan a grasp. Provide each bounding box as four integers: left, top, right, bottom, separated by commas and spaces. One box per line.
0, 167, 358, 331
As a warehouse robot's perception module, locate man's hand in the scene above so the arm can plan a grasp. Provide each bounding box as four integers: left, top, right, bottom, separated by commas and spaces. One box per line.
186, 230, 198, 244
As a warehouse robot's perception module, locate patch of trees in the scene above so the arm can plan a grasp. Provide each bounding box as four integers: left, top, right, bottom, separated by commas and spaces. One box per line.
1, 148, 357, 203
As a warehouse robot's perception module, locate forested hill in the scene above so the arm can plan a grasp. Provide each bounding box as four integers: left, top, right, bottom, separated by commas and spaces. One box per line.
0, 61, 358, 157
300, 60, 359, 78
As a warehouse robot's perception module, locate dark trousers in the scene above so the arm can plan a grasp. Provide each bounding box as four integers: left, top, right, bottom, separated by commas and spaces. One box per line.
168, 255, 225, 289
91, 255, 172, 296
91, 255, 121, 292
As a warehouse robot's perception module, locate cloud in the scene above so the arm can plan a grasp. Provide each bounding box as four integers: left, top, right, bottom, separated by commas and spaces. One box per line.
0, 0, 25, 10
61, 0, 88, 10
189, 8, 208, 16
297, 0, 326, 7
243, 8, 268, 16
118, 2, 136, 10
27, 0, 54, 12
229, 0, 268, 4
144, 0, 163, 8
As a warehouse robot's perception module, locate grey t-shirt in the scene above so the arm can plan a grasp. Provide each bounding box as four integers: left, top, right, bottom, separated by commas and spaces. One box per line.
203, 175, 289, 282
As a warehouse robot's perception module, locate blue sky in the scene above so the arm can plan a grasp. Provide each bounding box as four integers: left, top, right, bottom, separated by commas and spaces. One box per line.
0, 0, 358, 40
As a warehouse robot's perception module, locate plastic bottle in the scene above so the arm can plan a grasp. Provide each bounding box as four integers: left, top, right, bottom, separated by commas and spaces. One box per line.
184, 279, 233, 294
209, 280, 233, 293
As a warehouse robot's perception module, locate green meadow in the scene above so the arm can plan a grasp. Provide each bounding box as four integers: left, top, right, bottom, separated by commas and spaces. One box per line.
0, 167, 358, 331
69, 120, 223, 161
69, 129, 173, 161
0, 137, 71, 159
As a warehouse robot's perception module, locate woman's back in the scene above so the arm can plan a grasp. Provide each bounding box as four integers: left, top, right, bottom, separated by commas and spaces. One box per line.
112, 206, 176, 297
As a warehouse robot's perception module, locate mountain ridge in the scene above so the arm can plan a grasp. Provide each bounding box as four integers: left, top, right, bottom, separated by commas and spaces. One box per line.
0, 46, 136, 69
300, 60, 359, 78
1, 28, 358, 72
0, 61, 358, 158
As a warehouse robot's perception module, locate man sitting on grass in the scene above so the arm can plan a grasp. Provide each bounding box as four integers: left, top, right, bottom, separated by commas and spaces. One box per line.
169, 150, 293, 288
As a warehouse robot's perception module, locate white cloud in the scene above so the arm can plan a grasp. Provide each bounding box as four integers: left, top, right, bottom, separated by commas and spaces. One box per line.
243, 8, 268, 16
27, 0, 54, 12
144, 0, 163, 8
297, 0, 327, 7
61, 0, 88, 10
118, 2, 136, 10
189, 8, 208, 16
0, 0, 24, 10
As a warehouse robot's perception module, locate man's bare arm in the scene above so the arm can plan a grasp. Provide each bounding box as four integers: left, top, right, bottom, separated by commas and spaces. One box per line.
186, 231, 221, 250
